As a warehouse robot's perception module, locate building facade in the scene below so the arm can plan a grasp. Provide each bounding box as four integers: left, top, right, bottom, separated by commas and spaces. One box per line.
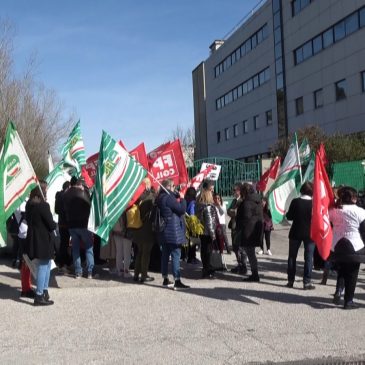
193, 0, 365, 161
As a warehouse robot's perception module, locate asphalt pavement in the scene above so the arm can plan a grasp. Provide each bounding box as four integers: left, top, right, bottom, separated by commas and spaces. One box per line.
1, 225, 365, 365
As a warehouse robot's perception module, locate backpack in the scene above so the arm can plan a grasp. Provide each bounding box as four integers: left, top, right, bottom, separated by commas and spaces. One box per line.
126, 204, 143, 229
150, 203, 166, 233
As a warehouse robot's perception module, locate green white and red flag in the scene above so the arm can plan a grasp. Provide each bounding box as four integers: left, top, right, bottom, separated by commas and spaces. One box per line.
61, 120, 86, 175
0, 122, 38, 247
268, 133, 302, 224
88, 131, 147, 245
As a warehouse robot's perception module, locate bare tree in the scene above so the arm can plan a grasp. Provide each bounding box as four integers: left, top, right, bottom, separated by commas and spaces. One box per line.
169, 124, 195, 167
0, 20, 74, 178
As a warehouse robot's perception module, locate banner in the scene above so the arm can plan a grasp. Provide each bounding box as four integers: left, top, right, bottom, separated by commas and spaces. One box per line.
180, 165, 214, 196
200, 163, 221, 181
0, 122, 38, 247
129, 143, 148, 170
256, 157, 281, 196
148, 139, 188, 190
298, 137, 311, 165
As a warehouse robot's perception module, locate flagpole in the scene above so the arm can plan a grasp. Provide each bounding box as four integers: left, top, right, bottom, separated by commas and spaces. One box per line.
295, 134, 303, 184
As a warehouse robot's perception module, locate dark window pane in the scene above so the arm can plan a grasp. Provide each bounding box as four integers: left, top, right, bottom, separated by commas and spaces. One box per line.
323, 28, 334, 48
275, 42, 282, 59
240, 44, 246, 57
266, 110, 273, 125
274, 27, 282, 44
247, 79, 253, 92
292, 0, 300, 16
275, 58, 283, 73
246, 38, 252, 52
251, 34, 257, 48
264, 67, 271, 81
262, 24, 269, 39
314, 88, 323, 108
253, 75, 259, 88
217, 131, 221, 143
334, 20, 345, 42
295, 97, 304, 115
254, 115, 259, 130
257, 29, 263, 44
219, 63, 223, 74
295, 47, 303, 64
345, 13, 359, 35
233, 124, 239, 137
235, 48, 241, 61
360, 7, 365, 27
242, 82, 248, 94
243, 120, 248, 134
224, 94, 229, 105
225, 128, 229, 141
313, 35, 322, 54
233, 88, 238, 101
231, 52, 236, 65
301, 0, 310, 9
336, 79, 347, 100
221, 96, 225, 107
272, 0, 281, 13
302, 41, 313, 60
259, 70, 266, 85
362, 71, 365, 92
273, 11, 281, 29
226, 55, 232, 68
237, 84, 243, 98
276, 73, 284, 89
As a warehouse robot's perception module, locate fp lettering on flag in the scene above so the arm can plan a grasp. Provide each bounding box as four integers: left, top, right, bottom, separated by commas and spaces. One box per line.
152, 151, 178, 180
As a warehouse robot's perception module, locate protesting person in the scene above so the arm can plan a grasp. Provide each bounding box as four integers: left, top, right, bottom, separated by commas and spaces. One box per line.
55, 180, 71, 272
196, 180, 219, 279
258, 197, 273, 256
25, 183, 57, 306
214, 192, 231, 254
185, 187, 199, 264
64, 178, 95, 279
329, 186, 365, 309
227, 182, 247, 274
286, 182, 316, 290
157, 178, 189, 289
131, 178, 156, 283
236, 183, 263, 282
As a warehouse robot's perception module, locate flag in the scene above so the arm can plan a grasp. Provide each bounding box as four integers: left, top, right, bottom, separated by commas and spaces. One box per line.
88, 131, 147, 245
48, 151, 54, 172
256, 157, 281, 196
268, 133, 302, 224
0, 122, 38, 246
45, 161, 72, 216
318, 143, 328, 166
130, 143, 149, 170
61, 120, 86, 174
302, 152, 315, 183
298, 137, 311, 165
310, 144, 335, 260
180, 165, 214, 196
81, 166, 94, 188
148, 139, 188, 190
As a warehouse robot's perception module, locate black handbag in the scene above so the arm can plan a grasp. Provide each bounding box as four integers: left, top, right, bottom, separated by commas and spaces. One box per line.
209, 240, 224, 271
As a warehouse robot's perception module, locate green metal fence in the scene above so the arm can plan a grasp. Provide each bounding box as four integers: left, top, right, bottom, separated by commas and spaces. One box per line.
187, 157, 260, 197
331, 160, 365, 192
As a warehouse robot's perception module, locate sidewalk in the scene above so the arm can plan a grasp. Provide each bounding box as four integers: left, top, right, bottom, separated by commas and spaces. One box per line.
0, 226, 365, 364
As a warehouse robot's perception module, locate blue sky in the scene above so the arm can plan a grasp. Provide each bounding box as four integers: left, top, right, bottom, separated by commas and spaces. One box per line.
3, 0, 259, 156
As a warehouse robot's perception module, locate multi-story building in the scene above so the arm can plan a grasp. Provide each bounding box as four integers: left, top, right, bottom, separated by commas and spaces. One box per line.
193, 0, 365, 161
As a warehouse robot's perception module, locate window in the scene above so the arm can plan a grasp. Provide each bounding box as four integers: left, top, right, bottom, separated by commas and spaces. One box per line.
264, 67, 271, 81
242, 82, 248, 95
335, 79, 347, 101
233, 124, 239, 137
259, 70, 266, 85
295, 47, 303, 64
314, 89, 323, 108
345, 13, 359, 35
253, 75, 259, 89
276, 73, 284, 89
217, 131, 221, 143
360, 7, 365, 28
235, 48, 241, 62
274, 42, 282, 59
245, 38, 252, 53
323, 28, 334, 48
275, 58, 283, 73
266, 110, 273, 125
225, 128, 230, 141
312, 35, 322, 54
274, 27, 282, 44
243, 120, 248, 134
302, 41, 313, 60
262, 24, 269, 39
216, 99, 221, 110
362, 71, 365, 92
295, 97, 304, 115
334, 20, 345, 42
257, 28, 263, 44
237, 85, 243, 98
247, 79, 253, 92
273, 11, 281, 29
253, 115, 259, 130
233, 88, 238, 101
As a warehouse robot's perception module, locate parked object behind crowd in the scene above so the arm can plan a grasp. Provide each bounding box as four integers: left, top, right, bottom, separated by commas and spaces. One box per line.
236, 183, 263, 282
286, 181, 316, 290
329, 186, 365, 309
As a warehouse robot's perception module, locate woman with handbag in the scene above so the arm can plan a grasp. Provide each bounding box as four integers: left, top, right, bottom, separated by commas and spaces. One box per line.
196, 180, 220, 279
214, 193, 231, 254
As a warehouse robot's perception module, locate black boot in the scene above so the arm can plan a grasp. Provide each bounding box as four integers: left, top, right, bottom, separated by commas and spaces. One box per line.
34, 293, 54, 306
43, 290, 50, 302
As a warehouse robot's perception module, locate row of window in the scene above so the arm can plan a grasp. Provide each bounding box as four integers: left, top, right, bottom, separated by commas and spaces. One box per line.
295, 6, 365, 65
216, 110, 273, 143
214, 23, 269, 78
295, 72, 365, 115
216, 67, 271, 110
291, 0, 314, 17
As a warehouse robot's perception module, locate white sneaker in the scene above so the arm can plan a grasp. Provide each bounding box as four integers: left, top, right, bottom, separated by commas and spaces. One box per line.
267, 250, 272, 256
257, 250, 264, 255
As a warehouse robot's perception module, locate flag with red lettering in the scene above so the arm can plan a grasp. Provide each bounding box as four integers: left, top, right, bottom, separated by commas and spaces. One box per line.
181, 165, 214, 196
85, 153, 99, 182
310, 144, 335, 260
257, 157, 281, 196
148, 139, 188, 190
130, 143, 148, 170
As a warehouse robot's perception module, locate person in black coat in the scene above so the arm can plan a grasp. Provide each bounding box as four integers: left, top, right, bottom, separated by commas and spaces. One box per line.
25, 185, 57, 306
157, 178, 189, 290
236, 183, 263, 282
285, 181, 315, 290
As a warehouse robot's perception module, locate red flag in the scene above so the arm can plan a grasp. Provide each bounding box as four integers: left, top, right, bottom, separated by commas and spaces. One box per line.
85, 153, 99, 183
310, 145, 335, 260
130, 143, 148, 170
180, 165, 214, 196
318, 143, 328, 166
257, 157, 281, 195
81, 165, 94, 188
147, 139, 188, 190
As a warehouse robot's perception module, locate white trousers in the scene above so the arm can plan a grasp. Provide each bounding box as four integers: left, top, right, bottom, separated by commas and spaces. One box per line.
114, 235, 132, 273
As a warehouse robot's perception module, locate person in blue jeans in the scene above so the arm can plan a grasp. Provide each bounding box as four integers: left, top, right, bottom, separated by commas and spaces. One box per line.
156, 179, 190, 290
64, 178, 95, 278
25, 183, 57, 305
286, 182, 316, 290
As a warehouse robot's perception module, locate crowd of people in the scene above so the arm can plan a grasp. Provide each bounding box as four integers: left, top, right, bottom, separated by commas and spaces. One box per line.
7, 175, 365, 310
